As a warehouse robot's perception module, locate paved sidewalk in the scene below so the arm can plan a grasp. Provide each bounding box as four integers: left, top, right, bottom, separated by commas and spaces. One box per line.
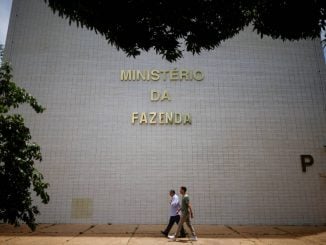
0, 224, 325, 244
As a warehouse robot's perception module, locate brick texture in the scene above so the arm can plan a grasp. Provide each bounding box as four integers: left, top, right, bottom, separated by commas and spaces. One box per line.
4, 0, 326, 224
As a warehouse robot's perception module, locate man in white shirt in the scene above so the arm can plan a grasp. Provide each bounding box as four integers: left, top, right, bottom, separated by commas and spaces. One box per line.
161, 190, 186, 237
168, 186, 197, 241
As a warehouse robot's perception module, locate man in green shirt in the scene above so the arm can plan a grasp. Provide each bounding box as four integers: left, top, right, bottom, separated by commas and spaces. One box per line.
168, 186, 198, 241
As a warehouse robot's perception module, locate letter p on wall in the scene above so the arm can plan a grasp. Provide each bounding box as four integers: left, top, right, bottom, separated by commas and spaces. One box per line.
300, 155, 314, 172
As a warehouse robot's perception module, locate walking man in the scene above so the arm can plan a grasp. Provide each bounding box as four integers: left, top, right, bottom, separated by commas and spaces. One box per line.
161, 190, 186, 237
168, 186, 198, 241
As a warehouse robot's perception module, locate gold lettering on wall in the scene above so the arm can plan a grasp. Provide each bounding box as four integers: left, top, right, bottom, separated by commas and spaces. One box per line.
124, 68, 202, 126
121, 69, 204, 81
131, 112, 192, 125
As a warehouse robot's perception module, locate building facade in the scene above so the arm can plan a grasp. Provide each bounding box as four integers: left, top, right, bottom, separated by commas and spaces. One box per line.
5, 0, 326, 224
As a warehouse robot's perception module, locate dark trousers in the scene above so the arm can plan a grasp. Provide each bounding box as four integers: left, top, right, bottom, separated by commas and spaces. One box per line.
163, 215, 186, 236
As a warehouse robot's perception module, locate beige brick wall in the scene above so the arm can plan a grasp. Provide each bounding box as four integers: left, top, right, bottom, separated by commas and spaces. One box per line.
5, 0, 326, 224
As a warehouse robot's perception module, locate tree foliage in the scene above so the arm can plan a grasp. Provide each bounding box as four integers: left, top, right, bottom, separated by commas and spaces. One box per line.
0, 45, 4, 62
44, 0, 326, 61
0, 62, 49, 231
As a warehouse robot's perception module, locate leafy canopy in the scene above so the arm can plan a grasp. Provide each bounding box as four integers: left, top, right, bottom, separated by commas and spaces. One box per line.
44, 0, 326, 61
0, 62, 49, 231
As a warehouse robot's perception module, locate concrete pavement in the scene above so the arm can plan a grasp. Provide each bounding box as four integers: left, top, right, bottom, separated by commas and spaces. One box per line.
0, 224, 325, 244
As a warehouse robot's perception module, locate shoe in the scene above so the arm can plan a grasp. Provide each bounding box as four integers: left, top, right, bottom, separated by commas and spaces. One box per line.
168, 235, 176, 241
161, 231, 168, 237
190, 236, 198, 241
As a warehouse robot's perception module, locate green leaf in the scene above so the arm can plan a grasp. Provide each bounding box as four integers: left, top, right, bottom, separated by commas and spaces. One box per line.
0, 62, 49, 231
